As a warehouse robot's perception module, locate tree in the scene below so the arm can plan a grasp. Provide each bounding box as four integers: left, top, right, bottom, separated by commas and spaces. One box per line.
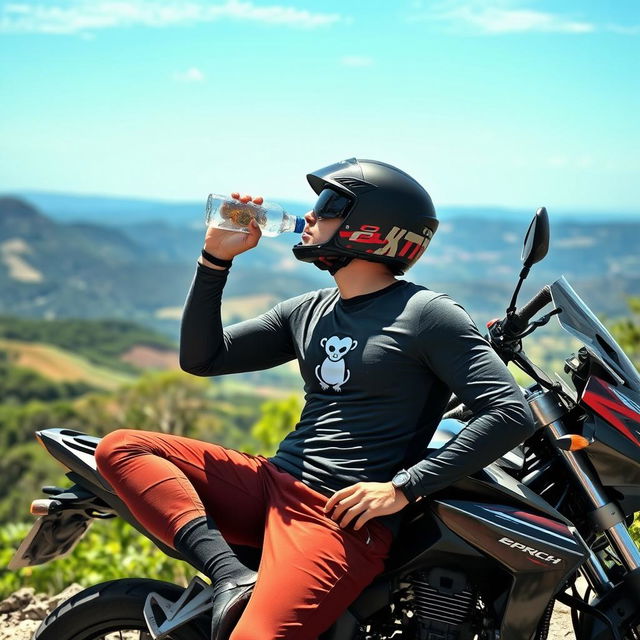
112, 371, 215, 437
609, 297, 640, 368
249, 396, 302, 456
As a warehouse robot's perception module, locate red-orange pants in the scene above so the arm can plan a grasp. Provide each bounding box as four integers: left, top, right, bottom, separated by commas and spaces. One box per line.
94, 429, 393, 640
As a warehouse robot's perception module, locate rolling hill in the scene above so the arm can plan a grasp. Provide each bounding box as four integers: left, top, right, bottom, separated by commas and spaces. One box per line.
1, 195, 639, 341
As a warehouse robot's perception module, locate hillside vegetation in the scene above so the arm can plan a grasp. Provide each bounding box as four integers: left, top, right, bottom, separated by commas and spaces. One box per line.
0, 316, 175, 373
2, 196, 640, 337
0, 316, 304, 597
1, 198, 639, 603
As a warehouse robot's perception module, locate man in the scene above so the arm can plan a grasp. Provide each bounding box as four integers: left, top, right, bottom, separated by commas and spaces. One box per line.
95, 158, 535, 640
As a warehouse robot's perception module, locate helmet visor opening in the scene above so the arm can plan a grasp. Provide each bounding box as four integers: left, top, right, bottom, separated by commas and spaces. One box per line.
313, 188, 352, 220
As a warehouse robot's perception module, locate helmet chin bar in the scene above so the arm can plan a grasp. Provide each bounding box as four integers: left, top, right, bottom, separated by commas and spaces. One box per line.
312, 255, 353, 275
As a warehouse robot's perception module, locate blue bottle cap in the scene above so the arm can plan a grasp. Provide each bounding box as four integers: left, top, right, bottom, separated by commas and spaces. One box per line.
294, 217, 305, 233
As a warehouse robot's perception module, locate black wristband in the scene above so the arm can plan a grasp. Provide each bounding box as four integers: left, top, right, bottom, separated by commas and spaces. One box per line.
201, 249, 233, 269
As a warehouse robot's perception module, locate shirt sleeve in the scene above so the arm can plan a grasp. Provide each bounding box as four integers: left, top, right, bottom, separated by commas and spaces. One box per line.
402, 294, 536, 502
179, 263, 296, 376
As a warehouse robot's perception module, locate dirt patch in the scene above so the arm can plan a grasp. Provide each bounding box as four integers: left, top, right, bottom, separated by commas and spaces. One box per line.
0, 239, 43, 283
120, 345, 179, 369
2, 341, 89, 381
0, 583, 84, 640
0, 339, 133, 390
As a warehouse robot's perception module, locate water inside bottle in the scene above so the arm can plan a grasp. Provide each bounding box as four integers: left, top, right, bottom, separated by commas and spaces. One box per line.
218, 200, 268, 229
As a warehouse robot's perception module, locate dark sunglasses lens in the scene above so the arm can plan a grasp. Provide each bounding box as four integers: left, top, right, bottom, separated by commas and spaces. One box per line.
313, 189, 351, 219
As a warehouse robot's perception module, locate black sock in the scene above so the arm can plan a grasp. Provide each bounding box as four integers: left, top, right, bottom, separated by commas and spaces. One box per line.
173, 515, 256, 587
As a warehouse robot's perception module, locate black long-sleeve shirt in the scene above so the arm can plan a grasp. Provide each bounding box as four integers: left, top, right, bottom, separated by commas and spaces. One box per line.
180, 264, 535, 534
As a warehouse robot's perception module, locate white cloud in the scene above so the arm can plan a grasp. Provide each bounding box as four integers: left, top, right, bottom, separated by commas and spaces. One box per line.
173, 67, 205, 83
606, 23, 640, 36
413, 2, 595, 35
341, 55, 373, 67
0, 0, 342, 34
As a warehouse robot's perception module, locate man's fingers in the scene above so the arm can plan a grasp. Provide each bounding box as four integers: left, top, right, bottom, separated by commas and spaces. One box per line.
230, 192, 263, 205
330, 493, 361, 520
353, 511, 371, 531
324, 485, 357, 512
339, 504, 368, 529
247, 219, 262, 245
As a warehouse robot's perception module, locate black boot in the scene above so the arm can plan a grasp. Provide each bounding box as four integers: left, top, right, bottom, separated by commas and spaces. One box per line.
210, 571, 258, 640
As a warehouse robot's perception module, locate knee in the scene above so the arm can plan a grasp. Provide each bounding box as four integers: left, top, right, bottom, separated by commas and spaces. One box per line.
94, 428, 139, 474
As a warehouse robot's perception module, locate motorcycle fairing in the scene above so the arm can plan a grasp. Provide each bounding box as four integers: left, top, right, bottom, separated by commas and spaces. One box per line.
582, 376, 640, 449
342, 462, 585, 639
435, 499, 587, 640
551, 277, 640, 392
577, 376, 640, 515
451, 461, 576, 527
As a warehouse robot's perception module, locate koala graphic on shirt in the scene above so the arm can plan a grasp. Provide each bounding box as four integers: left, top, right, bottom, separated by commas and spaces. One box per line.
315, 335, 358, 392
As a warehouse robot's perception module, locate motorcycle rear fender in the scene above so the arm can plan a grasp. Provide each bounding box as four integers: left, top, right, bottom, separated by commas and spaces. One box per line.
30, 428, 262, 567
33, 428, 183, 561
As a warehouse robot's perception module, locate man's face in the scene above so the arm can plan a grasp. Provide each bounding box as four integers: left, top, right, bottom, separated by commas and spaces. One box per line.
301, 210, 344, 245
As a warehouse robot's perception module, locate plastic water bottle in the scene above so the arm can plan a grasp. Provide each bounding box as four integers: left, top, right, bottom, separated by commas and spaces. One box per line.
205, 194, 305, 237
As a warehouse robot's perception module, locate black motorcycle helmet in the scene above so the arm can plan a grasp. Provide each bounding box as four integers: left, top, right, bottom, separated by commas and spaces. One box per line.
292, 158, 438, 275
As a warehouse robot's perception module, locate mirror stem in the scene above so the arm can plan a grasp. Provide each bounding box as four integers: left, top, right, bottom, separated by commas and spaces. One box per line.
506, 266, 531, 316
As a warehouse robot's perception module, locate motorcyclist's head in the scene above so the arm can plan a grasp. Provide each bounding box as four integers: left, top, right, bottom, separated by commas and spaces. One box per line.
292, 158, 438, 275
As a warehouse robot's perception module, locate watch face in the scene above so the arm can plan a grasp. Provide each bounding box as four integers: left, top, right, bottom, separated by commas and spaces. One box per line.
393, 470, 410, 487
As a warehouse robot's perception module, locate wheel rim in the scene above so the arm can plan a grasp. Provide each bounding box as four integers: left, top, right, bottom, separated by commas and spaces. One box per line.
92, 631, 153, 640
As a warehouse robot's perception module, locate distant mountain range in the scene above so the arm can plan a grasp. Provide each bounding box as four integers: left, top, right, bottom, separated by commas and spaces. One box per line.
14, 190, 640, 226
1, 194, 639, 341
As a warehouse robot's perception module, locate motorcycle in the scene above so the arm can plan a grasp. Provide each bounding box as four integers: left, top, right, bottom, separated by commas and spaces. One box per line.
8, 207, 640, 639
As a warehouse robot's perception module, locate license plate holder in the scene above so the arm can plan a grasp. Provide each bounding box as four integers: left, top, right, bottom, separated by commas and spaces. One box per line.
8, 509, 93, 570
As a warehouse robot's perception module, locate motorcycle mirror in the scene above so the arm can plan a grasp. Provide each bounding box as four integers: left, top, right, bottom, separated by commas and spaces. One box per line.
506, 207, 550, 316
521, 207, 550, 268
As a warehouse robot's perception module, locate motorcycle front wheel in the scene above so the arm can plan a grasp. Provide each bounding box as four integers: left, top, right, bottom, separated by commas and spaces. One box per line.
33, 578, 209, 640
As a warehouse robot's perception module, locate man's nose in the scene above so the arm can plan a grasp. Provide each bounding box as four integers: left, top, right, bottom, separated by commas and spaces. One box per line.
304, 210, 316, 224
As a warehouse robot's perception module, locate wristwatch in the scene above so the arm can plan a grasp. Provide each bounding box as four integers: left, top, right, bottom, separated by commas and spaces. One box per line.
391, 469, 411, 496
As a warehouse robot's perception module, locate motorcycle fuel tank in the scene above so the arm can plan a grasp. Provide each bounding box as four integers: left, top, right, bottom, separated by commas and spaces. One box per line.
434, 499, 587, 640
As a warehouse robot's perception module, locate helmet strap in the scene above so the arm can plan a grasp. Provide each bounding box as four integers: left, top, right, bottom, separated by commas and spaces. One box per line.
313, 255, 353, 275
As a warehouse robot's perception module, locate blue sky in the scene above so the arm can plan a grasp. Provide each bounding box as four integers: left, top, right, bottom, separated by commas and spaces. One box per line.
1, 0, 639, 212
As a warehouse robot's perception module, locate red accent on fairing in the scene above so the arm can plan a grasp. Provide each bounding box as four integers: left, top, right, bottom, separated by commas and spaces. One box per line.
488, 505, 572, 535
529, 557, 549, 567
582, 376, 640, 447
512, 511, 571, 535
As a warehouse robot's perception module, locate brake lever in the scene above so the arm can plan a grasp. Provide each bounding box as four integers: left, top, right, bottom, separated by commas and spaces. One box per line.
516, 307, 562, 339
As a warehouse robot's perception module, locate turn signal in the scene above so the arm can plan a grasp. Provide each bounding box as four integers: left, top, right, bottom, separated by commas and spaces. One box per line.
30, 499, 62, 516
555, 434, 591, 451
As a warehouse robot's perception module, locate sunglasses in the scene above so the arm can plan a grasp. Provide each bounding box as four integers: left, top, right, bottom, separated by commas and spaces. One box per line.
312, 188, 353, 220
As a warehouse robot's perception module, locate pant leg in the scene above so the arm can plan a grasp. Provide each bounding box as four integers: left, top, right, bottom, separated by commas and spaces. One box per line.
230, 461, 393, 640
95, 428, 269, 549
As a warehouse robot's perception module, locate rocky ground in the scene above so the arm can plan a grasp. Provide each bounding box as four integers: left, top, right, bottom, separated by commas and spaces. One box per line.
0, 584, 576, 639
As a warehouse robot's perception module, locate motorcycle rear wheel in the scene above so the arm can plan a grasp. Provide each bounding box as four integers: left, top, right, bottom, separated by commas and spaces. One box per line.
33, 578, 209, 640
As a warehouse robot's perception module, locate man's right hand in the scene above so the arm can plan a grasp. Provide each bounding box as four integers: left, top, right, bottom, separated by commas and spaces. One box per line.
202, 193, 264, 265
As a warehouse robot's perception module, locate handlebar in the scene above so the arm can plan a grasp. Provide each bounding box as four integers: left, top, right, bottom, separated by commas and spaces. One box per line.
503, 285, 553, 337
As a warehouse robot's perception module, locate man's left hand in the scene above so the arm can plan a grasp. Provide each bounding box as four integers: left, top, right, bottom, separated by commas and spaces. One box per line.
323, 481, 409, 531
